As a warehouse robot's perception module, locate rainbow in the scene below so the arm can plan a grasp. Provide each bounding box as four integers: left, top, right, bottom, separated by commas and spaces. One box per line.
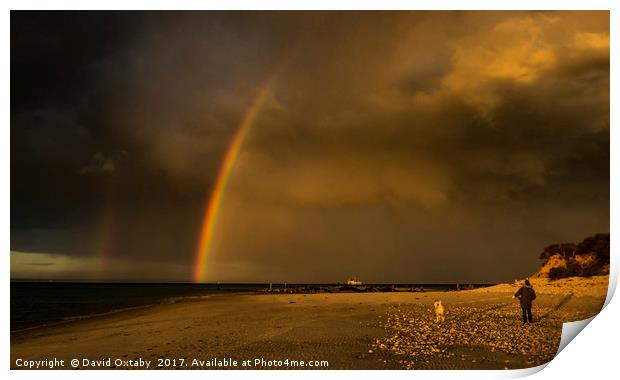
192, 81, 274, 282
95, 191, 118, 280
95, 205, 114, 280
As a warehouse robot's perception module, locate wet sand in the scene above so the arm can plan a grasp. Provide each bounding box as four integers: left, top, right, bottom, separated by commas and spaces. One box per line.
11, 279, 607, 370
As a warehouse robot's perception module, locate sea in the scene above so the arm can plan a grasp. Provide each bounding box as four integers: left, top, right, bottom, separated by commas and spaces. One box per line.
10, 281, 493, 331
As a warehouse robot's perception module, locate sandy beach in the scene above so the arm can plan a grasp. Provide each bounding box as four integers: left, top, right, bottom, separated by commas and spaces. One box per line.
11, 276, 608, 370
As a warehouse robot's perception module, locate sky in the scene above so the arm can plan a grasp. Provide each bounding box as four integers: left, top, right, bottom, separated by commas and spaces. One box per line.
10, 11, 609, 283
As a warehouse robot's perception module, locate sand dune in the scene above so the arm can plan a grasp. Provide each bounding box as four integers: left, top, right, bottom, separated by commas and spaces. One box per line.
471, 275, 609, 298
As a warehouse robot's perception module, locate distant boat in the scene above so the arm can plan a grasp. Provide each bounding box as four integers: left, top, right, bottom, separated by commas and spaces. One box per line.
345, 277, 363, 286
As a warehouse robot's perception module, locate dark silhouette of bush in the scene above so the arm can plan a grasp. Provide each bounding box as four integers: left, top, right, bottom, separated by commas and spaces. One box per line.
548, 261, 582, 280
541, 233, 609, 280
539, 243, 577, 263
581, 263, 605, 278
577, 233, 609, 262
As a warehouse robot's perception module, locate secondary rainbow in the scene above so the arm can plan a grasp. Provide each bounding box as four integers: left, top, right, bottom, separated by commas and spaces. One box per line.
193, 81, 274, 282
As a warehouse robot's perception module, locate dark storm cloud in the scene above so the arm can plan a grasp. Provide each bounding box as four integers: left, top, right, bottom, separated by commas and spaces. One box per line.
11, 11, 609, 282
11, 12, 142, 112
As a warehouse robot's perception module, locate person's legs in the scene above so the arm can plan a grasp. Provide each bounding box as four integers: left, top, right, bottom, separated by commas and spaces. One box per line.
527, 308, 533, 323
522, 307, 527, 323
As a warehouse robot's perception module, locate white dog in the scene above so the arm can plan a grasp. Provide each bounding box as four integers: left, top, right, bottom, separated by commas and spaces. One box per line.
433, 300, 445, 323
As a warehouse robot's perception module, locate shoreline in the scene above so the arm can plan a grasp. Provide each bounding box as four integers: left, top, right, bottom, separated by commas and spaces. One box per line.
10, 284, 493, 333
13, 275, 607, 334
10, 292, 258, 334
11, 277, 608, 370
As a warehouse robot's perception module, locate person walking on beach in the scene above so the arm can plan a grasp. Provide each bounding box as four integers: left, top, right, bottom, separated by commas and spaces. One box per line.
514, 279, 536, 324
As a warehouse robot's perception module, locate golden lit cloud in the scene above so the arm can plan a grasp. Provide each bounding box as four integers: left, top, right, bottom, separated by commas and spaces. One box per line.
10, 251, 101, 279
572, 31, 610, 51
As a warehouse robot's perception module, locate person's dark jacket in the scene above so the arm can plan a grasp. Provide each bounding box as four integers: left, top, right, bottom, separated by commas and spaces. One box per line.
514, 285, 536, 308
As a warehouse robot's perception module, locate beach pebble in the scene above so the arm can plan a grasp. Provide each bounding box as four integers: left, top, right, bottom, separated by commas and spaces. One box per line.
373, 301, 590, 369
